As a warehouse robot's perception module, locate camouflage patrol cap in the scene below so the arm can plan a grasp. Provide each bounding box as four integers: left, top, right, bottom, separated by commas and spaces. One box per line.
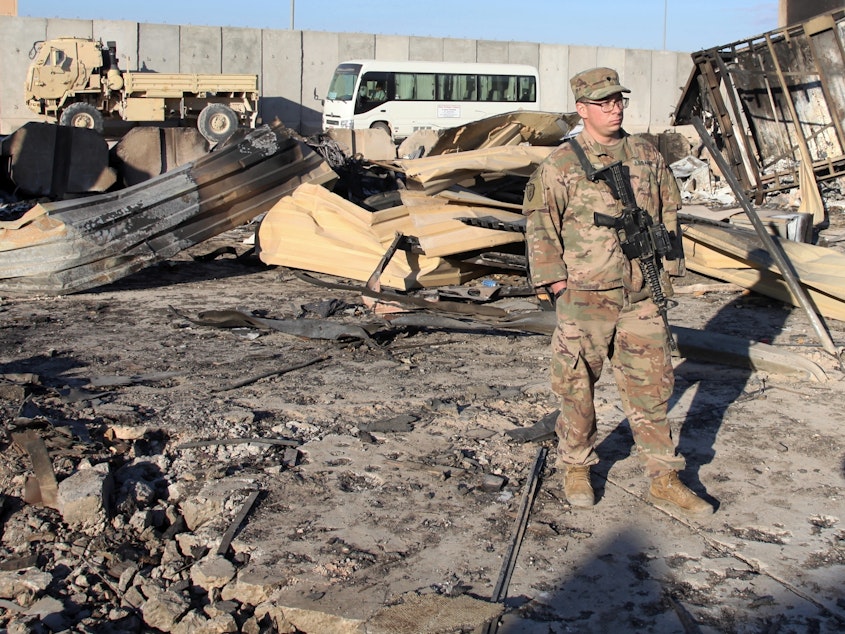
570, 67, 631, 101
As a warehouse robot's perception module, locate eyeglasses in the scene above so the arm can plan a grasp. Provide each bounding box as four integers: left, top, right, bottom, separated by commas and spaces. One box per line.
581, 97, 629, 113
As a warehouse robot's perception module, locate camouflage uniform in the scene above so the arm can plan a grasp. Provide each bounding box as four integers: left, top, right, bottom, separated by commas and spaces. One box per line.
522, 128, 686, 478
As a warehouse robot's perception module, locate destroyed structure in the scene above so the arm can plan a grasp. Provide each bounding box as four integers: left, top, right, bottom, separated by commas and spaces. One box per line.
0, 7, 844, 634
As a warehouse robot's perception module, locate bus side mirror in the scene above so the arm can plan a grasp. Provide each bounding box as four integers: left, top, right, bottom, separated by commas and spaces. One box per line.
313, 87, 323, 103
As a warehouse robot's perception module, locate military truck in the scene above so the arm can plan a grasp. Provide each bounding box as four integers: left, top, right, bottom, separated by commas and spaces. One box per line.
24, 37, 259, 144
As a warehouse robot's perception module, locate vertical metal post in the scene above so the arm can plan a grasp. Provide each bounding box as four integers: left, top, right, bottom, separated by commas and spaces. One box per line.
290, 0, 295, 29
663, 0, 668, 50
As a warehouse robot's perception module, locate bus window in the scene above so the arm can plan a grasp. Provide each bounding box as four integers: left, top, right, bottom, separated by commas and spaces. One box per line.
436, 73, 476, 101
518, 76, 536, 102
359, 72, 389, 101
355, 72, 390, 113
395, 73, 415, 100
416, 74, 435, 100
479, 75, 502, 101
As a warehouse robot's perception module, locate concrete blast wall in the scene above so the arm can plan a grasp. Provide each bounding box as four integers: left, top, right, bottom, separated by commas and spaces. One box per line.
0, 15, 692, 136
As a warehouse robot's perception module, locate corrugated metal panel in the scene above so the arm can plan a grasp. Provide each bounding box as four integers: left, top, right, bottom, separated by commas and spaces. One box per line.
0, 124, 337, 295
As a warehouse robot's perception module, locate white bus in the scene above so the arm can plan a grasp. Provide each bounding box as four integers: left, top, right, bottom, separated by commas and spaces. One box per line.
321, 59, 540, 140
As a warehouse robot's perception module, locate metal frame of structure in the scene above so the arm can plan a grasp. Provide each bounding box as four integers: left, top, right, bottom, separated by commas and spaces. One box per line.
674, 9, 845, 201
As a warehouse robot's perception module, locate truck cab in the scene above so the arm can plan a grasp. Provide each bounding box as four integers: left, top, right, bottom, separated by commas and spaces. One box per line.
25, 38, 106, 115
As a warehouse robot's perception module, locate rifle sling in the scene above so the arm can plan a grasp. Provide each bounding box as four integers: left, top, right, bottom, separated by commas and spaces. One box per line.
568, 138, 602, 182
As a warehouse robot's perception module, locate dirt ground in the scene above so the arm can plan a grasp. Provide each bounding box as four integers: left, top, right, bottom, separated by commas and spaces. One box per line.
1, 208, 844, 633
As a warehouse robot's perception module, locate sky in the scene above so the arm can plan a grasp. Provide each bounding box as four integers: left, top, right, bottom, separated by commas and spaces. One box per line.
22, 0, 780, 53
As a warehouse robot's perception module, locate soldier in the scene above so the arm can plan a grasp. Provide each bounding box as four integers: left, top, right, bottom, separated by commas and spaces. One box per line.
522, 67, 713, 516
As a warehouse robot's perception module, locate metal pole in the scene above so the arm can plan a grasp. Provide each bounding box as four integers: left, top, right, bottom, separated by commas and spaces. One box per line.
290, 0, 295, 29
692, 116, 843, 368
663, 0, 668, 50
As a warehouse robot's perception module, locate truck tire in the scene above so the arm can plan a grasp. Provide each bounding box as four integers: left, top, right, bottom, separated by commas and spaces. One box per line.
197, 103, 238, 145
59, 102, 104, 133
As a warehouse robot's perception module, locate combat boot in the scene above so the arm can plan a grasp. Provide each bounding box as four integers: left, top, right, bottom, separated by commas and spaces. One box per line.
563, 465, 594, 508
649, 472, 714, 516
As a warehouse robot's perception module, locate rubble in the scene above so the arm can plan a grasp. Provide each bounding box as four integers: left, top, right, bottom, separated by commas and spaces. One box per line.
56, 465, 113, 533
0, 124, 336, 295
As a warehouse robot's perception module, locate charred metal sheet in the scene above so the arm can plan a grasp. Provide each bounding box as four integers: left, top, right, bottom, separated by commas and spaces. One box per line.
13, 430, 59, 509
0, 124, 337, 295
674, 9, 845, 199
458, 216, 526, 233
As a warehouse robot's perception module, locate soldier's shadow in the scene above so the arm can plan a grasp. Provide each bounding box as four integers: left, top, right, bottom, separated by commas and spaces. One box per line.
592, 290, 790, 507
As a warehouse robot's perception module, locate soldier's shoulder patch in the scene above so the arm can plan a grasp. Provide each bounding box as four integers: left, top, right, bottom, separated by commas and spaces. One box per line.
523, 175, 545, 209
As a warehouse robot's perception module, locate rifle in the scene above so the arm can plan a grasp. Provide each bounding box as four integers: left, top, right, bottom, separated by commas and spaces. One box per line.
590, 160, 677, 349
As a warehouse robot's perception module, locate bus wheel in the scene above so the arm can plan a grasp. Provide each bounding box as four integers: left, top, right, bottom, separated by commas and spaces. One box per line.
59, 103, 104, 133
370, 122, 391, 138
198, 103, 238, 145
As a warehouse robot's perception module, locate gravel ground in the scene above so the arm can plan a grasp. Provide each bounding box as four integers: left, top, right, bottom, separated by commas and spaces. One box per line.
0, 208, 844, 633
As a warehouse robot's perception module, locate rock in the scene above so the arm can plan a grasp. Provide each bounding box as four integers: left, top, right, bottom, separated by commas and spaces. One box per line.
0, 569, 53, 604
57, 468, 113, 533
203, 600, 239, 618
204, 613, 239, 633
220, 564, 285, 606
141, 591, 190, 633
116, 563, 139, 593
26, 595, 66, 630
280, 605, 365, 634
190, 556, 236, 591
171, 609, 209, 634
180, 497, 222, 533
480, 473, 506, 492
252, 601, 296, 633
122, 586, 146, 610
160, 540, 184, 567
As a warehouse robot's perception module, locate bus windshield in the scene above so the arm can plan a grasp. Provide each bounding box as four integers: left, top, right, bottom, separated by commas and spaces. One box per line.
326, 63, 361, 101
322, 60, 539, 140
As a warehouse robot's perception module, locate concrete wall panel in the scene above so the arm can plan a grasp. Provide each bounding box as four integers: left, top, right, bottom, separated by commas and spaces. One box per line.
93, 20, 138, 71
223, 27, 261, 75
508, 42, 540, 68
649, 50, 680, 131
443, 38, 475, 63
477, 40, 509, 63
46, 19, 91, 41
138, 22, 180, 73
596, 47, 627, 76
0, 16, 46, 132
180, 25, 222, 73
376, 35, 410, 60
539, 44, 570, 112
623, 48, 653, 131
339, 32, 374, 61
261, 28, 302, 130
302, 30, 341, 133
568, 45, 599, 77
675, 52, 694, 114
409, 36, 443, 61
